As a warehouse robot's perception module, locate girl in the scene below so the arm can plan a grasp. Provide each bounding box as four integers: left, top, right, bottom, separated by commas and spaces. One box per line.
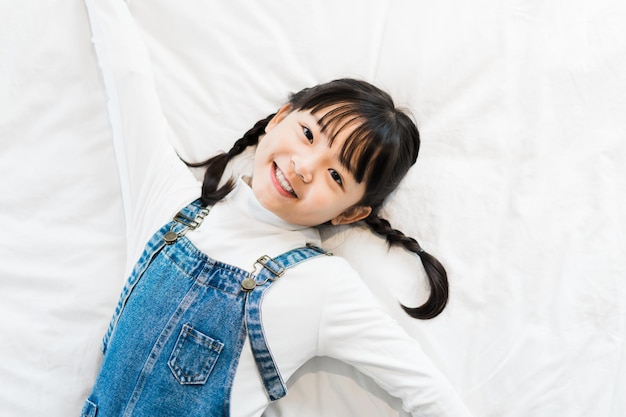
82, 1, 473, 417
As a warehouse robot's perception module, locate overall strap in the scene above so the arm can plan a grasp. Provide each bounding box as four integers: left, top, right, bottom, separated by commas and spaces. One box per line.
243, 244, 332, 401
162, 199, 210, 245
101, 199, 208, 354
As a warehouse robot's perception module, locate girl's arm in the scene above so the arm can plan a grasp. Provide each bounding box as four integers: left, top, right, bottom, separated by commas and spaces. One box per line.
318, 260, 473, 417
85, 0, 199, 265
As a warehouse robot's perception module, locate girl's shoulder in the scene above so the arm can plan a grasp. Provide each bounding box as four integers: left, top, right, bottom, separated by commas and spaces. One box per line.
284, 252, 377, 300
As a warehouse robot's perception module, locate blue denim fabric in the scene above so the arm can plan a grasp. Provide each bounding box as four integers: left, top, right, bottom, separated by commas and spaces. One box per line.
81, 201, 329, 417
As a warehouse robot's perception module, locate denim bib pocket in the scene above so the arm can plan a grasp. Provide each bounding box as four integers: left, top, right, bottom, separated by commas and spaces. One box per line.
168, 323, 224, 385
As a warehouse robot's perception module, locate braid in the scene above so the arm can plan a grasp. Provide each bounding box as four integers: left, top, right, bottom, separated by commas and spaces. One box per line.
185, 113, 276, 206
364, 214, 449, 319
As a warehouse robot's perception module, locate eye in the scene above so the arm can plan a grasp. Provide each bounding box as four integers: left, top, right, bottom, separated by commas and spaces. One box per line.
329, 169, 343, 186
303, 126, 314, 143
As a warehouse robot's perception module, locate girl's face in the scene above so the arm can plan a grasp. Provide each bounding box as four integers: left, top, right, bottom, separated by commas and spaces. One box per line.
251, 105, 372, 227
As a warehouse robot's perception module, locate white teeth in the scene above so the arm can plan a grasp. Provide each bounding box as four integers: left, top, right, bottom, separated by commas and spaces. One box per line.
275, 165, 295, 195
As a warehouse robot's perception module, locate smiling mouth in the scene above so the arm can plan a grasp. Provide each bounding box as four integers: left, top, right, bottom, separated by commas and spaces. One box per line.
274, 163, 297, 197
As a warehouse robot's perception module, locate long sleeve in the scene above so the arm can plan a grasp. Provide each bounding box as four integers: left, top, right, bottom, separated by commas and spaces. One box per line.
317, 264, 473, 417
85, 0, 200, 268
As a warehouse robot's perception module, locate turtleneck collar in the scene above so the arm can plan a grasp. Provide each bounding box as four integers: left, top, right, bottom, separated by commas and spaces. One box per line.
234, 176, 314, 232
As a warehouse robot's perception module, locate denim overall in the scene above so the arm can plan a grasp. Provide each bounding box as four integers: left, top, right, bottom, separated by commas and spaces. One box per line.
81, 200, 330, 417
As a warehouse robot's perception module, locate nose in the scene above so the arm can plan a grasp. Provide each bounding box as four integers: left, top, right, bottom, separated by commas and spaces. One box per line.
291, 154, 314, 184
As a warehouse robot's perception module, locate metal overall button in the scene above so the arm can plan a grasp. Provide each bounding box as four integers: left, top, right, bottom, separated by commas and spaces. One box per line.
163, 205, 210, 245
241, 255, 285, 291
241, 277, 257, 291
164, 231, 179, 245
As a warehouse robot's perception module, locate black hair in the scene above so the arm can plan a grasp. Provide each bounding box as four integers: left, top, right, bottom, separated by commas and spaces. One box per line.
187, 78, 448, 319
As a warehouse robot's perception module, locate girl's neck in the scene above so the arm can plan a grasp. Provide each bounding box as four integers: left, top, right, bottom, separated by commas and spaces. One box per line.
237, 176, 311, 232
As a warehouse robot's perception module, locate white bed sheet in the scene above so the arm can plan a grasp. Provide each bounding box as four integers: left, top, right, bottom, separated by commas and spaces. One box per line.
1, 0, 625, 416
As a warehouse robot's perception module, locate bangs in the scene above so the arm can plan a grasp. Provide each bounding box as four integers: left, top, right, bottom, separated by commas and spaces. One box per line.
307, 103, 395, 185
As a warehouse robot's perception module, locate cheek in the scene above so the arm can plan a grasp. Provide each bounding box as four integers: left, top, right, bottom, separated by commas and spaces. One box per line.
315, 194, 348, 216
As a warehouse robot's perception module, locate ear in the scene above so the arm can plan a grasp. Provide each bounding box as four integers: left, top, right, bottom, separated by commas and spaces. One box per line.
265, 104, 293, 133
330, 205, 372, 225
